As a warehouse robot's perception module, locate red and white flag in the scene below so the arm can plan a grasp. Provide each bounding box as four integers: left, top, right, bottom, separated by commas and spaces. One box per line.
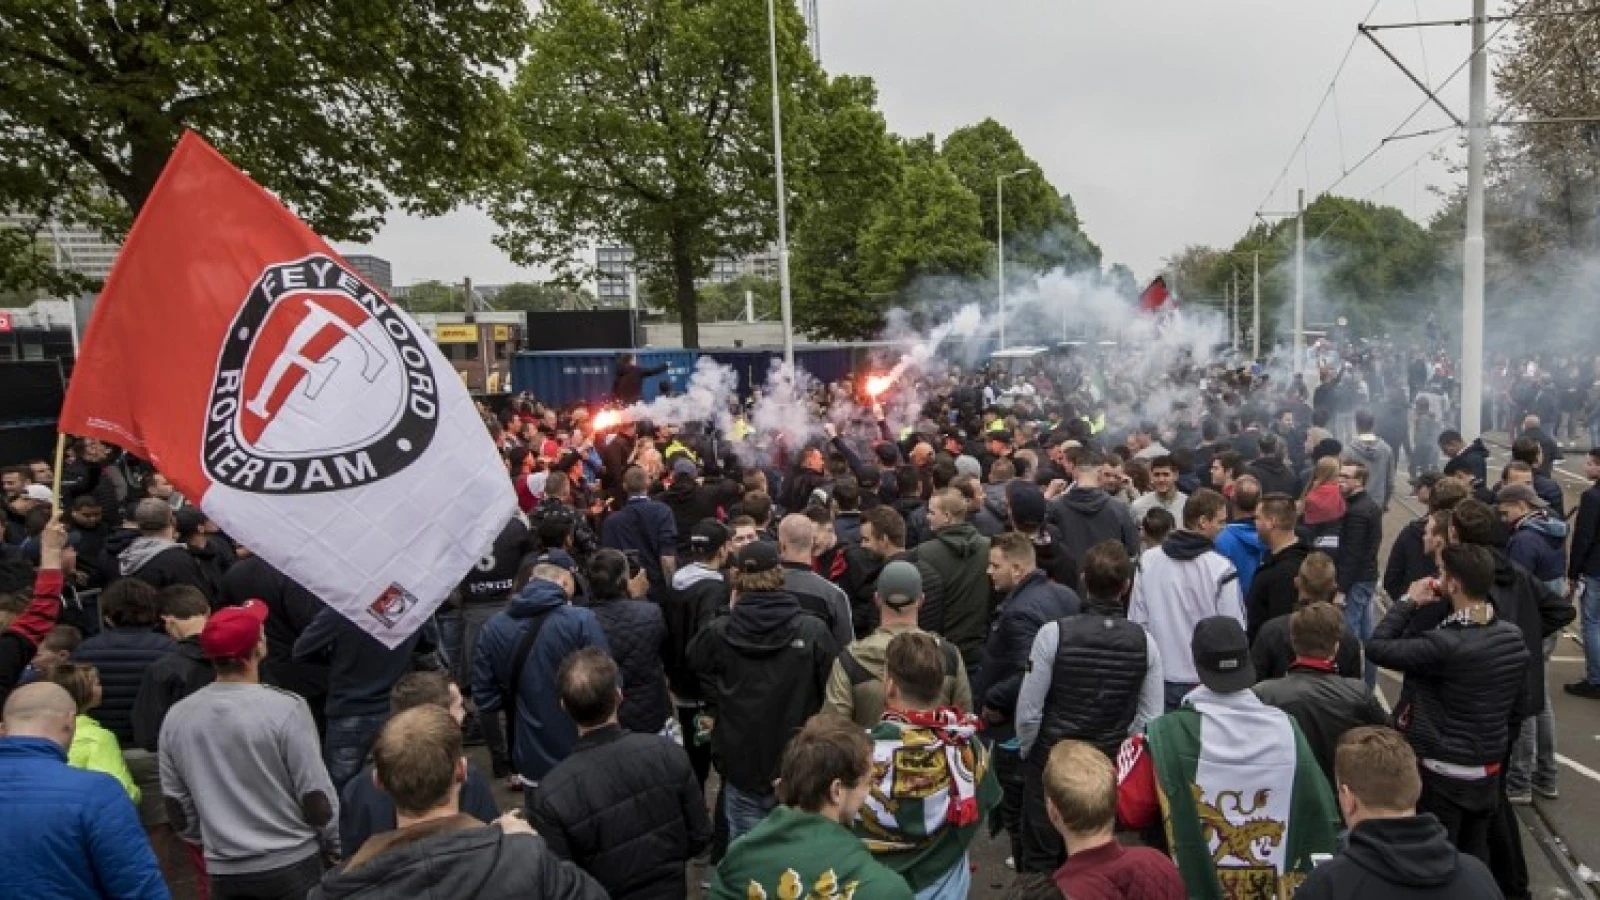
1137, 275, 1172, 313
60, 132, 515, 647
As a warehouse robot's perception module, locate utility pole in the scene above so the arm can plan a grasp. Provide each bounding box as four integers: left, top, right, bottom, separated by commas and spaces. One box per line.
1461, 0, 1487, 438
1294, 189, 1306, 375
1231, 269, 1240, 351
1252, 251, 1261, 361
766, 0, 795, 367
996, 168, 1033, 351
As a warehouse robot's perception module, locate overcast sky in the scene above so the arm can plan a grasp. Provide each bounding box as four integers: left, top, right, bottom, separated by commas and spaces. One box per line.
339, 0, 1502, 286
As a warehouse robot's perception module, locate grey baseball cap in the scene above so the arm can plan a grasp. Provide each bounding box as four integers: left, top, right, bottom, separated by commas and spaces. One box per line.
876, 561, 923, 609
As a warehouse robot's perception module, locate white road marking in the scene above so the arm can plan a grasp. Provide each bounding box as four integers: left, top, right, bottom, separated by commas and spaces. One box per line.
1556, 753, 1600, 785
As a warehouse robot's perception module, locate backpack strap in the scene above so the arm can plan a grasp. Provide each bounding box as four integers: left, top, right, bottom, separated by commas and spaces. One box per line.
939, 639, 960, 677
840, 647, 876, 686
503, 609, 555, 764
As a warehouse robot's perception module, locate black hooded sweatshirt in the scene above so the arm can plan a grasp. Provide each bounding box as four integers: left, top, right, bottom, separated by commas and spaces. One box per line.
1047, 486, 1139, 569
1295, 814, 1501, 900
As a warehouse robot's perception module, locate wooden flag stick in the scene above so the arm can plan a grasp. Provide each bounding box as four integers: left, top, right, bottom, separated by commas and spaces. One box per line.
50, 432, 67, 517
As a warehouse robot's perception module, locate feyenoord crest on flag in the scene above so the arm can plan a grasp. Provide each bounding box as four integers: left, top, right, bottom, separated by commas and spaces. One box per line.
60, 132, 516, 647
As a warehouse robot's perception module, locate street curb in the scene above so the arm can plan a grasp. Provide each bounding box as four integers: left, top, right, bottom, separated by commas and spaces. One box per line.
1518, 804, 1597, 898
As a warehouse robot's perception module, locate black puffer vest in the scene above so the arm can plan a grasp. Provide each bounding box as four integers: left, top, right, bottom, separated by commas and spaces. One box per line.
1034, 602, 1147, 762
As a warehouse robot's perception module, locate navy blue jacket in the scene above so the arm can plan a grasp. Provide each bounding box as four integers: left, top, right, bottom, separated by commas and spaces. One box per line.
338, 759, 500, 856
74, 626, 175, 746
1505, 511, 1568, 586
600, 496, 678, 602
0, 737, 167, 900
472, 579, 611, 782
974, 569, 1080, 738
294, 606, 426, 718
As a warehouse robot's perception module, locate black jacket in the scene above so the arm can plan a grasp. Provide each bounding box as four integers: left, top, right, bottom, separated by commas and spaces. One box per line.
119, 539, 214, 601
687, 590, 837, 795
73, 626, 175, 746
1247, 456, 1301, 499
658, 480, 722, 555
1295, 814, 1501, 900
974, 570, 1080, 737
1443, 438, 1490, 485
837, 547, 945, 640
1366, 601, 1529, 767
1033, 598, 1147, 761
1383, 518, 1435, 607
663, 565, 729, 701
1251, 615, 1363, 682
913, 524, 992, 668
218, 554, 329, 704
1336, 491, 1382, 591
1047, 487, 1140, 567
1245, 540, 1311, 641
310, 815, 608, 900
1570, 483, 1600, 580
528, 725, 712, 900
131, 637, 214, 752
294, 606, 426, 719
589, 595, 672, 735
461, 517, 531, 605
613, 362, 668, 406
1029, 525, 1080, 592
1252, 664, 1388, 784
783, 466, 829, 518
339, 762, 501, 858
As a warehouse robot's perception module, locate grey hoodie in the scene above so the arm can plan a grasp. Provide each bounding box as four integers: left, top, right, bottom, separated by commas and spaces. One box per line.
118, 535, 180, 576
1343, 435, 1394, 508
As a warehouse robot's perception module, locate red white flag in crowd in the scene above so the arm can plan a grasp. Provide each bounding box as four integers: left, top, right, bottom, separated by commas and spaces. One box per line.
1138, 275, 1172, 313
60, 132, 516, 647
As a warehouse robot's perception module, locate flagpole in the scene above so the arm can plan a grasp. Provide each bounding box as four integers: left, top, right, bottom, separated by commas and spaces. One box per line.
50, 432, 66, 516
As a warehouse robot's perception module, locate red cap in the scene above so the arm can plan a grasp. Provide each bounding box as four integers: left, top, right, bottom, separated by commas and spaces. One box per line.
200, 600, 269, 660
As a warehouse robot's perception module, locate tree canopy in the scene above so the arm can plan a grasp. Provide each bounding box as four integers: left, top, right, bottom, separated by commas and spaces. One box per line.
486, 0, 823, 348
0, 0, 527, 294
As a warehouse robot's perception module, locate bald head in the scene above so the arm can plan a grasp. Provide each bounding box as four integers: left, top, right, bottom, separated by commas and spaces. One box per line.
778, 514, 816, 562
2, 682, 77, 748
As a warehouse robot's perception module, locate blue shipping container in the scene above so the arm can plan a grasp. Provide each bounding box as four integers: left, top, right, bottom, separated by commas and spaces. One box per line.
511, 349, 698, 409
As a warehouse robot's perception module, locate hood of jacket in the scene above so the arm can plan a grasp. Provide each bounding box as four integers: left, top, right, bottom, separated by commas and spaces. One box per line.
671, 562, 724, 591
1340, 814, 1464, 888
1302, 482, 1347, 525
1346, 435, 1388, 461
1220, 520, 1264, 555
1161, 530, 1215, 561
1251, 456, 1291, 476
1516, 509, 1569, 541
1062, 486, 1111, 515
1263, 539, 1311, 571
104, 526, 139, 558
117, 535, 179, 575
318, 815, 504, 899
725, 590, 804, 652
893, 496, 924, 519
507, 578, 569, 617
933, 522, 984, 558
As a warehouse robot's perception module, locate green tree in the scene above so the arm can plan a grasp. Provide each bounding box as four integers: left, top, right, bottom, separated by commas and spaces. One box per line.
789, 76, 902, 340
940, 118, 1101, 274
857, 140, 991, 306
487, 0, 819, 348
492, 281, 596, 312
0, 1, 527, 293
401, 281, 462, 314
682, 275, 779, 322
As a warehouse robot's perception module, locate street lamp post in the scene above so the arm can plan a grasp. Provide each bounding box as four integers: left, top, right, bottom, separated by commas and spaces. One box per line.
766, 0, 795, 367
996, 168, 1033, 350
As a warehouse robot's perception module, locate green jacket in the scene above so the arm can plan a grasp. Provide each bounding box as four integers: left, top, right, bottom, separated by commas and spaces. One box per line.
69, 714, 139, 802
711, 805, 912, 900
912, 524, 991, 666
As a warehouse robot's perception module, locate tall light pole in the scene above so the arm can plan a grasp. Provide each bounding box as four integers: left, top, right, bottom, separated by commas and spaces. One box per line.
1294, 188, 1306, 375
996, 167, 1033, 350
1460, 0, 1487, 438
1252, 251, 1261, 362
766, 0, 795, 367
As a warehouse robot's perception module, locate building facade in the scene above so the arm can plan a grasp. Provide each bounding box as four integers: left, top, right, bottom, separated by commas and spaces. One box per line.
343, 253, 394, 294
0, 215, 121, 282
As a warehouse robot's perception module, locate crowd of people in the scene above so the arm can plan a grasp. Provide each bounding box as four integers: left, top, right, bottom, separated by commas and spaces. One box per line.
2, 338, 1598, 900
